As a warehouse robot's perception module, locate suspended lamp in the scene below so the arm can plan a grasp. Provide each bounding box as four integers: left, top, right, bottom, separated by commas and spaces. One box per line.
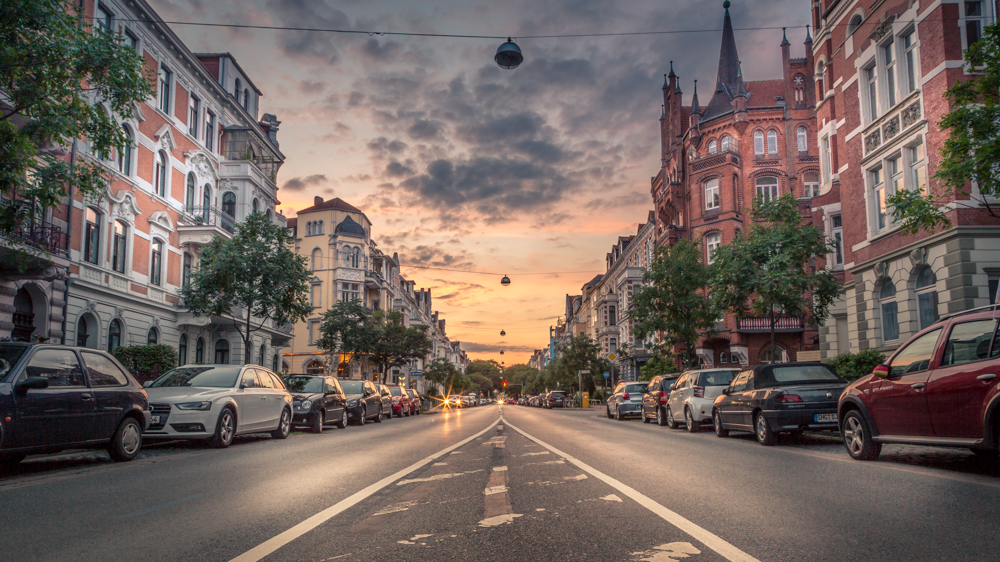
495, 38, 523, 69
500, 329, 506, 336
501, 275, 511, 287
500, 350, 505, 355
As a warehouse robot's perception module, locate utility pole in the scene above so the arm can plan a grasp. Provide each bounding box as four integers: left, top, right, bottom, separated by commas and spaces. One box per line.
577, 370, 590, 406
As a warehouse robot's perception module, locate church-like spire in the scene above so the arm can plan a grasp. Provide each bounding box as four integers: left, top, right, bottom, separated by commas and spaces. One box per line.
781, 27, 790, 47
668, 60, 676, 78
735, 61, 749, 98
690, 80, 702, 114
662, 73, 669, 89
702, 1, 743, 119
805, 24, 812, 44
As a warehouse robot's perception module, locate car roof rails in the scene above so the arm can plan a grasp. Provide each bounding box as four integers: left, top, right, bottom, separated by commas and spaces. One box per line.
939, 303, 1000, 322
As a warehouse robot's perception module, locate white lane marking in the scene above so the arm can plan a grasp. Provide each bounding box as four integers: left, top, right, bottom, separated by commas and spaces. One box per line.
373, 501, 417, 516
410, 534, 433, 541
397, 470, 482, 486
565, 474, 588, 481
536, 508, 545, 511
523, 460, 565, 467
521, 451, 550, 456
449, 451, 463, 455
228, 417, 500, 562
484, 485, 508, 495
632, 542, 701, 561
432, 462, 447, 466
478, 513, 523, 527
503, 417, 759, 562
601, 494, 623, 502
397, 540, 415, 545
492, 466, 508, 472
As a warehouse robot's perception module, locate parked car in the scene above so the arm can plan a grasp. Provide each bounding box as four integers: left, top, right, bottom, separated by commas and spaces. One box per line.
544, 390, 569, 408
664, 369, 739, 431
838, 306, 1000, 461
607, 381, 650, 420
342, 380, 384, 425
385, 384, 410, 417
376, 384, 393, 419
446, 394, 464, 408
0, 343, 151, 466
144, 365, 292, 448
479, 398, 490, 406
285, 375, 349, 433
406, 389, 422, 415
466, 394, 479, 407
639, 374, 680, 426
712, 363, 847, 445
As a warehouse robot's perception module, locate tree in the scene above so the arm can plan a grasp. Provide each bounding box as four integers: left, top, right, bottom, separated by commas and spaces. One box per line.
503, 363, 539, 395
469, 374, 493, 395
467, 359, 502, 388
182, 213, 313, 364
631, 238, 718, 369
113, 344, 177, 384
423, 358, 471, 396
553, 334, 609, 393
888, 23, 1000, 234
711, 194, 840, 356
638, 352, 677, 381
366, 310, 432, 383
316, 299, 374, 371
1, 0, 151, 260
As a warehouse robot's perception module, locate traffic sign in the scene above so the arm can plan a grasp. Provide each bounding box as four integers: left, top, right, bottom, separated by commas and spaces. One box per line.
608, 353, 616, 360
603, 371, 610, 378
410, 371, 422, 378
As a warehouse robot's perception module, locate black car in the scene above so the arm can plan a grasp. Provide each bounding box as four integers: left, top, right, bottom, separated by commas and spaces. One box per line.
640, 374, 680, 426
712, 362, 848, 445
0, 343, 151, 466
285, 375, 349, 433
342, 380, 384, 425
544, 391, 568, 408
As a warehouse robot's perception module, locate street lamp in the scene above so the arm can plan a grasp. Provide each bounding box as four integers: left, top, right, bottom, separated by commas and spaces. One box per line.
495, 38, 523, 69
500, 329, 506, 336
499, 350, 504, 355
501, 274, 511, 286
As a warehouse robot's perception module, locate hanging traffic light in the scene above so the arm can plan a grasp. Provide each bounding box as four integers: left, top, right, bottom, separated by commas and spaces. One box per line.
503, 380, 507, 387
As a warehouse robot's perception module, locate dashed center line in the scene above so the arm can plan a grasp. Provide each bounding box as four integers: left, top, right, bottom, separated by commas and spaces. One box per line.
396, 470, 482, 486
484, 485, 508, 495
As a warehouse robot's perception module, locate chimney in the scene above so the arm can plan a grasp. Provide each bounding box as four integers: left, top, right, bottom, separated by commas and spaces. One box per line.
314, 196, 324, 206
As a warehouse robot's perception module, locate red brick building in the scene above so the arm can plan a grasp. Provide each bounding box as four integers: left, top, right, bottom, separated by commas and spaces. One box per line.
652, 1, 821, 367
810, 0, 1000, 358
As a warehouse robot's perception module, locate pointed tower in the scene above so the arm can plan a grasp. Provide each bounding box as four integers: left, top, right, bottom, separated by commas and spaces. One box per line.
703, 0, 742, 120
732, 61, 749, 133
689, 80, 702, 141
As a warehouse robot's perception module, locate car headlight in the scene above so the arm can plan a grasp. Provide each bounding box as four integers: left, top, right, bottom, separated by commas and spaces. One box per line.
175, 401, 212, 411
300, 400, 313, 410
347, 399, 359, 407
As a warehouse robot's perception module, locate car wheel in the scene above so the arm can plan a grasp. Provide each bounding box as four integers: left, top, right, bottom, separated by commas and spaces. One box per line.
755, 412, 777, 446
666, 407, 679, 429
642, 410, 651, 423
272, 409, 291, 439
713, 409, 728, 438
374, 406, 383, 423
107, 417, 143, 462
685, 408, 699, 433
656, 407, 668, 427
336, 409, 348, 429
211, 407, 236, 448
357, 406, 366, 426
616, 406, 624, 421
312, 410, 325, 434
606, 406, 613, 419
842, 410, 881, 461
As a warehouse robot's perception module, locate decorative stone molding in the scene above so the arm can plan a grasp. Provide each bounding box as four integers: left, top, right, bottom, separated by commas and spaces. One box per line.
109, 189, 142, 223
131, 102, 147, 123
148, 211, 174, 232
882, 116, 900, 141
185, 151, 220, 182
864, 129, 881, 154
901, 101, 921, 128
154, 125, 176, 150
869, 16, 895, 42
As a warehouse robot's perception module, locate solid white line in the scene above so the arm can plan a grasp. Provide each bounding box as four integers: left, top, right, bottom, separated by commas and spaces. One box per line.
502, 416, 760, 562
228, 417, 500, 562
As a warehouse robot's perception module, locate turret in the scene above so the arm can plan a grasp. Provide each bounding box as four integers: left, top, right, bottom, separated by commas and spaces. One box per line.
689, 80, 702, 138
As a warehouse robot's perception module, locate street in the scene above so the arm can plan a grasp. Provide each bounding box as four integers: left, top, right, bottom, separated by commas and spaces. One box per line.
3, 404, 1000, 561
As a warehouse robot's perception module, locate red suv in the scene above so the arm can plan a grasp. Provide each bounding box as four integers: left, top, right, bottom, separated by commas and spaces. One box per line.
386, 384, 411, 418
838, 306, 1000, 461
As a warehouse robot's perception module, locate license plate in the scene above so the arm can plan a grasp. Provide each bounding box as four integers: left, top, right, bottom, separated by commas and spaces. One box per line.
815, 413, 837, 423
151, 415, 161, 424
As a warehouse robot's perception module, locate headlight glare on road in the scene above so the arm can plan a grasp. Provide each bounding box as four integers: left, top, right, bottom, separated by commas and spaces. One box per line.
175, 401, 212, 411
301, 400, 312, 410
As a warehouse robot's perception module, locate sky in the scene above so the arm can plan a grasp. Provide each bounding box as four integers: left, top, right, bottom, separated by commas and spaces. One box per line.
150, 0, 811, 366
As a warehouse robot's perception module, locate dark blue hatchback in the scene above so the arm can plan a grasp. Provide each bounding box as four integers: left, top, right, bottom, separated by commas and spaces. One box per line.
0, 343, 151, 466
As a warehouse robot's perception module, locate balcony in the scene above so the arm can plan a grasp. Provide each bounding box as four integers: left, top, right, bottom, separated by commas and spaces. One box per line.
365, 270, 384, 290
691, 141, 740, 172
0, 218, 70, 277
735, 316, 805, 333
178, 206, 236, 246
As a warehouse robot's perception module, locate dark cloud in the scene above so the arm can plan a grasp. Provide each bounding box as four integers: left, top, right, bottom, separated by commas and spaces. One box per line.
395, 245, 474, 269
282, 174, 330, 191
407, 119, 445, 140
385, 161, 416, 177
264, 0, 354, 65
297, 80, 327, 94
367, 137, 408, 157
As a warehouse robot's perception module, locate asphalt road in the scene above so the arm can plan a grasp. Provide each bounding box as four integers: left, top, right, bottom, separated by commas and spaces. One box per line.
3, 404, 1000, 561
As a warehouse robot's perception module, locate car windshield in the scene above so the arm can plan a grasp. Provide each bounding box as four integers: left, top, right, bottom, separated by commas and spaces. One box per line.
389, 387, 402, 396
0, 344, 28, 381
285, 377, 324, 394
341, 381, 365, 394
149, 366, 242, 388
550, 392, 565, 397
698, 371, 736, 386
765, 366, 844, 387
626, 383, 647, 393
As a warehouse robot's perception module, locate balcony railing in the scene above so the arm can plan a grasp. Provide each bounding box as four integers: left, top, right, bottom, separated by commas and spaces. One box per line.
1, 219, 67, 257
178, 206, 236, 234
735, 316, 804, 332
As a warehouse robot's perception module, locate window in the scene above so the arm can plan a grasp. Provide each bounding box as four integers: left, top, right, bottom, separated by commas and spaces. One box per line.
351, 248, 360, 268
243, 89, 250, 111
941, 320, 996, 366
755, 177, 779, 201
258, 344, 266, 366
155, 151, 167, 197
124, 29, 139, 51
25, 349, 84, 387
889, 328, 941, 376
609, 306, 617, 325
847, 14, 863, 34
147, 327, 158, 345
273, 354, 280, 372
179, 334, 188, 365
252, 198, 259, 214
706, 233, 721, 264
816, 61, 827, 99
84, 351, 129, 386
112, 220, 127, 273
222, 192, 236, 217
340, 282, 361, 302
96, 5, 113, 33
150, 239, 163, 286
831, 214, 844, 266
84, 208, 101, 264
708, 140, 718, 155
760, 346, 787, 364
311, 282, 321, 307
705, 178, 720, 210
186, 173, 196, 213
205, 111, 215, 152
77, 317, 90, 348
754, 131, 765, 155
804, 173, 820, 198
159, 65, 172, 114
883, 40, 897, 108
610, 338, 618, 354
966, 1, 985, 47
203, 185, 211, 213
889, 154, 904, 218
196, 337, 205, 363
766, 131, 778, 154
215, 340, 230, 364
183, 252, 192, 287
107, 319, 122, 353
721, 135, 731, 152
797, 127, 808, 152
311, 248, 322, 271
234, 78, 241, 101
916, 268, 938, 330
118, 125, 133, 174
308, 320, 319, 345
865, 64, 878, 122
879, 280, 899, 342
871, 165, 887, 231
189, 95, 200, 138
903, 31, 918, 93
821, 136, 831, 184
909, 141, 927, 194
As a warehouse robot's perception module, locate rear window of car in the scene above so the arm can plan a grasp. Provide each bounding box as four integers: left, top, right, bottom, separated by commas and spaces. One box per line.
550, 392, 566, 397
285, 376, 324, 394
388, 386, 402, 396
697, 371, 736, 386
762, 365, 844, 387
625, 383, 647, 393
341, 380, 365, 394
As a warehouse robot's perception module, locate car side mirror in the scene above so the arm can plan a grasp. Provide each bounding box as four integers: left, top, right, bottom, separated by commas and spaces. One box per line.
722, 388, 730, 395
142, 381, 152, 388
16, 377, 49, 394
241, 381, 254, 389
873, 364, 891, 379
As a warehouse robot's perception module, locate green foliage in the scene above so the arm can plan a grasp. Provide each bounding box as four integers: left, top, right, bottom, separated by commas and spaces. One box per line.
468, 374, 493, 395
711, 194, 841, 350
551, 334, 610, 393
467, 359, 502, 388
638, 353, 677, 381
420, 358, 472, 394
0, 0, 152, 258
316, 299, 372, 368
317, 303, 432, 383
182, 213, 313, 363
631, 238, 718, 367
825, 348, 886, 382
113, 344, 178, 384
890, 22, 1000, 233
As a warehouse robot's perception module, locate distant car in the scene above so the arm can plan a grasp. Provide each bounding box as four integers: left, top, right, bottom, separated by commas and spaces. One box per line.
385, 384, 410, 417
0, 343, 151, 466
639, 374, 680, 426
376, 384, 393, 419
544, 391, 568, 408
342, 380, 384, 425
665, 369, 739, 432
712, 363, 848, 445
144, 365, 292, 448
479, 398, 490, 406
285, 375, 349, 433
607, 381, 649, 420
406, 389, 421, 415
446, 395, 464, 408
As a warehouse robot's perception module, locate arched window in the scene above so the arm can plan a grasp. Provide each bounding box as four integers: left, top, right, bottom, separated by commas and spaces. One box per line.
761, 345, 787, 364
203, 184, 211, 213
719, 351, 729, 364
847, 13, 863, 35
708, 140, 718, 155
196, 337, 205, 363
243, 89, 249, 111
118, 124, 133, 175
150, 239, 163, 286
816, 61, 827, 99
112, 220, 128, 274
258, 344, 266, 366
183, 252, 192, 287
107, 319, 122, 353
84, 207, 101, 265
704, 179, 720, 210
77, 316, 90, 348
766, 131, 778, 154
155, 151, 167, 197
252, 198, 259, 214
186, 173, 197, 213
880, 280, 899, 342
721, 135, 732, 152
705, 233, 721, 264
179, 334, 188, 365
351, 247, 360, 268
272, 354, 280, 372
222, 192, 236, 217
266, 209, 273, 221
753, 131, 765, 155
305, 360, 324, 375
311, 248, 322, 271
147, 327, 158, 344
916, 268, 938, 330
215, 339, 230, 364
755, 177, 779, 201
234, 78, 241, 100
797, 127, 808, 152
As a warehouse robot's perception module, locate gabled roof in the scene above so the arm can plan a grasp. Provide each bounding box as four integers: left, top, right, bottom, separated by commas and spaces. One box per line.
298, 197, 364, 215
703, 3, 742, 121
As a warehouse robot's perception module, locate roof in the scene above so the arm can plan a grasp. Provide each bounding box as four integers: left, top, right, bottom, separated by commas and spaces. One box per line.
334, 215, 366, 237
194, 53, 264, 95
583, 274, 604, 287
298, 197, 364, 215
703, 4, 741, 120
745, 80, 786, 108
286, 217, 297, 227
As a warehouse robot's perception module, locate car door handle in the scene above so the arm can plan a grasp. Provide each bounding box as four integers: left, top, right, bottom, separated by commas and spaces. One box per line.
260, 396, 267, 400
911, 383, 926, 390
81, 394, 93, 401
977, 374, 997, 382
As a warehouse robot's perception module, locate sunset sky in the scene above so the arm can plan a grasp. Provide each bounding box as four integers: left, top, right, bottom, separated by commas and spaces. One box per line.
150, 0, 811, 365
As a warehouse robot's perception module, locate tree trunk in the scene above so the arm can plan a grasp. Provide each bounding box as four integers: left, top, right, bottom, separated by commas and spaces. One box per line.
769, 305, 776, 364
245, 304, 253, 365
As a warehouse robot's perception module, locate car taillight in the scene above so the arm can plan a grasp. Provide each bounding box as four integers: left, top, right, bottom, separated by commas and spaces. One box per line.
775, 394, 802, 403
693, 386, 705, 398
622, 392, 630, 401
659, 391, 668, 405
